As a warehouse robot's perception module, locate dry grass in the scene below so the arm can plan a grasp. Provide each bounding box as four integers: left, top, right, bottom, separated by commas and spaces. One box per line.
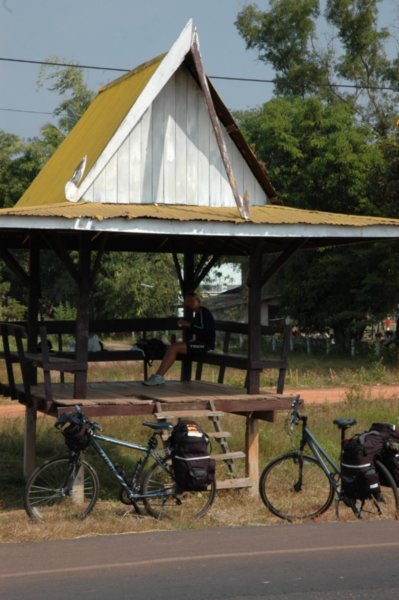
1, 391, 398, 543
0, 493, 285, 544
1, 352, 399, 543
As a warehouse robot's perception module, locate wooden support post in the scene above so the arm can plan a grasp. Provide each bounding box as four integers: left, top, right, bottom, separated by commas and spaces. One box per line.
24, 240, 40, 475
245, 414, 259, 493
181, 250, 195, 382
74, 235, 90, 398
247, 244, 262, 394
24, 405, 37, 479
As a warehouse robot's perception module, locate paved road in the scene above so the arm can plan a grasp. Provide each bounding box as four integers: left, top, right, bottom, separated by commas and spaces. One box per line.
1, 521, 399, 599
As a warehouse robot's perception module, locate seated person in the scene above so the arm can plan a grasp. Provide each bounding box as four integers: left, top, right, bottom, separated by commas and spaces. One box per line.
143, 292, 215, 386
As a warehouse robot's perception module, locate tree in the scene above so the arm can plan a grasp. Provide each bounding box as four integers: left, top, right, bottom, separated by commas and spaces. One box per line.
277, 240, 399, 347
236, 0, 399, 135
0, 132, 36, 208
235, 97, 382, 214
236, 0, 331, 97
236, 97, 399, 343
0, 280, 26, 321
235, 2, 399, 344
91, 253, 180, 319
37, 58, 95, 136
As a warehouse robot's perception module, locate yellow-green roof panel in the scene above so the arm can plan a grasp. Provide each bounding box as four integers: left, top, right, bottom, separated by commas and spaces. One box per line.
16, 55, 165, 208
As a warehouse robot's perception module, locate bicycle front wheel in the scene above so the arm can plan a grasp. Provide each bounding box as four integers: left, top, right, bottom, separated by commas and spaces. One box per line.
259, 452, 335, 521
142, 458, 216, 521
24, 456, 99, 522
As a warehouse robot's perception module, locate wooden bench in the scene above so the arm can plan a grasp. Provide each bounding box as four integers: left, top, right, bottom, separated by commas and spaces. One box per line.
54, 318, 290, 392
0, 323, 86, 409
192, 320, 291, 393
1, 317, 291, 398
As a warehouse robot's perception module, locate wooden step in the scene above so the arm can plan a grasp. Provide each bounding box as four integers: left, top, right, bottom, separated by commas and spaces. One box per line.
155, 409, 224, 419
216, 477, 252, 490
206, 431, 232, 439
212, 451, 246, 461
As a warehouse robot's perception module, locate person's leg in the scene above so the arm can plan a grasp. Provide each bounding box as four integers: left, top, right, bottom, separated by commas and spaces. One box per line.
156, 341, 187, 376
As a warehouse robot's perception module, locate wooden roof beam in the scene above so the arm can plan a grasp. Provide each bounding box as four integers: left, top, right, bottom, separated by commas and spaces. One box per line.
0, 248, 30, 287
259, 239, 308, 287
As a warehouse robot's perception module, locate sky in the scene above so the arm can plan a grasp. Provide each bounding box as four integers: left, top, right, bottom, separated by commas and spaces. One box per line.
0, 0, 397, 140
0, 0, 276, 139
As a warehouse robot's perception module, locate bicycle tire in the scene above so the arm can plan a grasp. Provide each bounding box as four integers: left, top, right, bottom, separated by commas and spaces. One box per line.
259, 452, 335, 521
142, 457, 216, 521
24, 455, 100, 522
341, 460, 399, 521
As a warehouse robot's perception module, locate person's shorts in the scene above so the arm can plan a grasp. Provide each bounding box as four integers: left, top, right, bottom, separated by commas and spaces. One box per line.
186, 340, 212, 355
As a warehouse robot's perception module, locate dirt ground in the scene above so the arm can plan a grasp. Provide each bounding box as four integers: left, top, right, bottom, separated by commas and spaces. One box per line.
1, 383, 399, 418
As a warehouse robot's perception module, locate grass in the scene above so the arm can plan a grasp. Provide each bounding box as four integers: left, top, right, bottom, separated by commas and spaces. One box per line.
1, 386, 398, 543
1, 350, 399, 543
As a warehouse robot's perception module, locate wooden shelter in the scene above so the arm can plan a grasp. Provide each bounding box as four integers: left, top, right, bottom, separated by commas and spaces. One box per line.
2, 21, 399, 486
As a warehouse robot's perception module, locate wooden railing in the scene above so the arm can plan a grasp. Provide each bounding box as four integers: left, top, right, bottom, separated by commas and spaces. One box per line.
1, 318, 291, 395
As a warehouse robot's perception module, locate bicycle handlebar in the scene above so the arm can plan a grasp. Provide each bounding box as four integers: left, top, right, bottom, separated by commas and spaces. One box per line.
289, 395, 304, 431
55, 405, 102, 433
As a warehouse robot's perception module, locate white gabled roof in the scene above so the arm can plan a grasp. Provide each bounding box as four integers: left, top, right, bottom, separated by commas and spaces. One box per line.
18, 21, 276, 220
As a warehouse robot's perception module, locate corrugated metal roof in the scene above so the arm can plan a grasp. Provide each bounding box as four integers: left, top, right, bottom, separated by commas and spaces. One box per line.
16, 55, 164, 208
2, 202, 399, 228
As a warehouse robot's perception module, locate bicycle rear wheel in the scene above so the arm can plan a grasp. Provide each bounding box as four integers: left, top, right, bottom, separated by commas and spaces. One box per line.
338, 460, 399, 521
24, 456, 99, 522
259, 452, 335, 521
142, 458, 216, 521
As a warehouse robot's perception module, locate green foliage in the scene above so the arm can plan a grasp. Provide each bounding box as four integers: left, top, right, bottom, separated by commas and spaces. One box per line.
234, 93, 398, 344
236, 97, 379, 213
53, 302, 77, 321
0, 132, 38, 208
236, 0, 330, 97
92, 252, 180, 319
236, 0, 399, 134
0, 281, 26, 321
370, 131, 399, 218
38, 58, 95, 135
276, 240, 399, 345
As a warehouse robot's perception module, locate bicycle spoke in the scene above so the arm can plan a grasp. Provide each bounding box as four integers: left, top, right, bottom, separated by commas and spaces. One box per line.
259, 453, 334, 521
142, 459, 216, 521
24, 457, 99, 522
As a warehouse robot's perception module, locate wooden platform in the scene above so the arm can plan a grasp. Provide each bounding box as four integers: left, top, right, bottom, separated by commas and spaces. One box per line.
24, 379, 297, 419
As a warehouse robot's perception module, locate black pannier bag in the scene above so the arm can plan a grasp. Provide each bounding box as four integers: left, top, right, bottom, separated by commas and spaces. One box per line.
340, 431, 384, 500
370, 423, 399, 486
169, 420, 215, 491
136, 338, 166, 361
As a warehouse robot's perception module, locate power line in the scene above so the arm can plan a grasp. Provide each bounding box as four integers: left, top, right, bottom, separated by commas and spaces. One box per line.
0, 56, 128, 73
0, 107, 53, 116
0, 55, 398, 121
212, 74, 399, 92
1, 55, 399, 91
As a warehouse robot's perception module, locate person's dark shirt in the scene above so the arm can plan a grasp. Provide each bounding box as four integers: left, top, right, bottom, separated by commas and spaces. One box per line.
189, 306, 215, 349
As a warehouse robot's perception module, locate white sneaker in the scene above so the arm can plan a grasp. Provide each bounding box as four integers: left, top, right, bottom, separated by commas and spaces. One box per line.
143, 374, 166, 386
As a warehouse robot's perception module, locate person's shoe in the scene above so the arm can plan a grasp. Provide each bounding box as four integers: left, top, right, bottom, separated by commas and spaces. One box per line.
142, 374, 166, 386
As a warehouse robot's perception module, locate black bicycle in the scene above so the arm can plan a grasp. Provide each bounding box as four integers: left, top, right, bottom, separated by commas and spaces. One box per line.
24, 406, 216, 522
259, 396, 399, 522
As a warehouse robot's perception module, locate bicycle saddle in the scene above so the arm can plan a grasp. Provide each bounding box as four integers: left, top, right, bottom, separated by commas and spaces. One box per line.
333, 418, 357, 429
143, 421, 173, 431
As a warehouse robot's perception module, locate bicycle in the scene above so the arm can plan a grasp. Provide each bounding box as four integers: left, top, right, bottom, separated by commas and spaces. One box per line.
24, 406, 216, 523
259, 396, 399, 522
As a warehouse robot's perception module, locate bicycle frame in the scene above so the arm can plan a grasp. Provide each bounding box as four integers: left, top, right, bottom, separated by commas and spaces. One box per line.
85, 430, 174, 510
298, 417, 341, 491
